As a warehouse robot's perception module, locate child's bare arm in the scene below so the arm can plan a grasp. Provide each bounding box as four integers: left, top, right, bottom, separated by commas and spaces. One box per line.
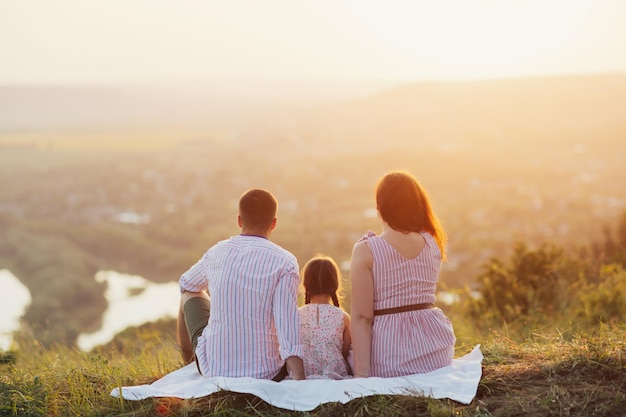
342, 311, 352, 359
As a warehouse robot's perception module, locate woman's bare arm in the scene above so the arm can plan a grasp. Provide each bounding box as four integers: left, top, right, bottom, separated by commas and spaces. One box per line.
349, 240, 374, 377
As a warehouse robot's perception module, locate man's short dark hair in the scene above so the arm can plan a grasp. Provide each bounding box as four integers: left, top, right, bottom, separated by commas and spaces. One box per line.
239, 188, 277, 230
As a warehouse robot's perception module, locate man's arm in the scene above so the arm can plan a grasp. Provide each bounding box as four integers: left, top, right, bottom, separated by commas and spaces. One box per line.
285, 356, 305, 380
177, 251, 211, 364
273, 262, 305, 380
179, 253, 209, 293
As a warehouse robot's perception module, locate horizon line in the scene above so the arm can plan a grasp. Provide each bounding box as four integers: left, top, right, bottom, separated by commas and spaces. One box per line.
2, 70, 626, 90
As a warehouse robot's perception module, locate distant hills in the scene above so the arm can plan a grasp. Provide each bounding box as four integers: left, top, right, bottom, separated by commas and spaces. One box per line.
1, 74, 625, 134
306, 73, 626, 137
0, 80, 389, 132
0, 85, 267, 131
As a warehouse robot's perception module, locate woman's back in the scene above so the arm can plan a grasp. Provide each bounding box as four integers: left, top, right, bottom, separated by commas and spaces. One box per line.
362, 230, 456, 377
368, 231, 440, 310
377, 229, 426, 259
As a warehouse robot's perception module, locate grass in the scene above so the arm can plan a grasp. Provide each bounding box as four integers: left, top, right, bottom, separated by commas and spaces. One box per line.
475, 327, 626, 416
1, 325, 625, 417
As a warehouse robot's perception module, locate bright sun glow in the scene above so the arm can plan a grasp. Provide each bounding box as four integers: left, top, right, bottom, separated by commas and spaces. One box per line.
0, 0, 625, 85
341, 0, 598, 80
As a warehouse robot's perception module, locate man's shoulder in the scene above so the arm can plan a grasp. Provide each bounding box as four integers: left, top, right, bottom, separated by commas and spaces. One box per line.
263, 240, 298, 265
205, 237, 233, 253
216, 236, 297, 264
256, 240, 299, 273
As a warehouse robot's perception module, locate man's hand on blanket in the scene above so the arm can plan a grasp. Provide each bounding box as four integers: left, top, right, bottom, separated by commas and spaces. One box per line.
286, 356, 305, 380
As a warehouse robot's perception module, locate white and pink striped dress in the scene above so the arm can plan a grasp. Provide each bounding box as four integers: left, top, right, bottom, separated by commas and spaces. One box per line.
362, 230, 456, 377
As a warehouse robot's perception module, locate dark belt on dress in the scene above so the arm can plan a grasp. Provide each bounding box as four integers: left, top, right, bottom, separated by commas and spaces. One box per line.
373, 303, 434, 316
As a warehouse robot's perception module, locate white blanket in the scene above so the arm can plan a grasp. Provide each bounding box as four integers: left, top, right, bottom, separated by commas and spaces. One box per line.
111, 345, 482, 411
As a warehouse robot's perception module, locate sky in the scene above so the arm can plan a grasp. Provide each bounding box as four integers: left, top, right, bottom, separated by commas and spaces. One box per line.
1, 0, 626, 88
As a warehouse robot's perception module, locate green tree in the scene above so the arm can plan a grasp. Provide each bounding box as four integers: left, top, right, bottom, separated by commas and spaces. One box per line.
471, 243, 579, 324
578, 264, 626, 325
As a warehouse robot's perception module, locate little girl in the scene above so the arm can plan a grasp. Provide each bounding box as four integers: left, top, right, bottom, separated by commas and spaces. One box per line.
299, 254, 352, 379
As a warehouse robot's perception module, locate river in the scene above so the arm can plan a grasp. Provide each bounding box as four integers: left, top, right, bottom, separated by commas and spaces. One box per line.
77, 271, 180, 351
0, 268, 180, 352
0, 269, 32, 351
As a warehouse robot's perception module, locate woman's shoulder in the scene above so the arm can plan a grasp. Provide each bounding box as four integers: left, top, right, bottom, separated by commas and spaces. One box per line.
356, 230, 377, 244
419, 231, 442, 254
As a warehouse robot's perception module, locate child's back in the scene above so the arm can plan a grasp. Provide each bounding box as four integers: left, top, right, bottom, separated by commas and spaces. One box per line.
299, 254, 352, 379
299, 303, 350, 379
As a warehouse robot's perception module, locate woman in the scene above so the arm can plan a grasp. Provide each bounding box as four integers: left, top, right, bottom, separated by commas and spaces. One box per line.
350, 171, 456, 378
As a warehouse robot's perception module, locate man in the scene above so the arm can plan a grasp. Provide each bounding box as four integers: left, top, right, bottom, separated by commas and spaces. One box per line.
177, 188, 305, 380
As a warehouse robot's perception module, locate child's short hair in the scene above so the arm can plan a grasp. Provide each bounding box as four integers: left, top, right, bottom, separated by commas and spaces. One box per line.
301, 254, 342, 307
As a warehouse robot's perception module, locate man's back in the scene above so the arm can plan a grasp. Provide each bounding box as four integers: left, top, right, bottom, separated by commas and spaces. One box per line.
181, 235, 302, 379
177, 188, 305, 380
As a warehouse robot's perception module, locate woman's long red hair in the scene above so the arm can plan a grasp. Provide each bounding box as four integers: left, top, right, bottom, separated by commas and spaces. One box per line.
376, 171, 447, 260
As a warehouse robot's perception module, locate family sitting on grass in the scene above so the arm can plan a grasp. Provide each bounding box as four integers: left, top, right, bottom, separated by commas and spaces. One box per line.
176, 170, 456, 381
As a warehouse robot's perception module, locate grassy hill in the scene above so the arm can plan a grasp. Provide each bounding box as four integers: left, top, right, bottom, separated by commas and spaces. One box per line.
1, 323, 625, 416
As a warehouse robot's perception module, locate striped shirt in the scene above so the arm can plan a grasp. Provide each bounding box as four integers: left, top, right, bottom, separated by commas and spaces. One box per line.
179, 235, 303, 379
362, 231, 456, 377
